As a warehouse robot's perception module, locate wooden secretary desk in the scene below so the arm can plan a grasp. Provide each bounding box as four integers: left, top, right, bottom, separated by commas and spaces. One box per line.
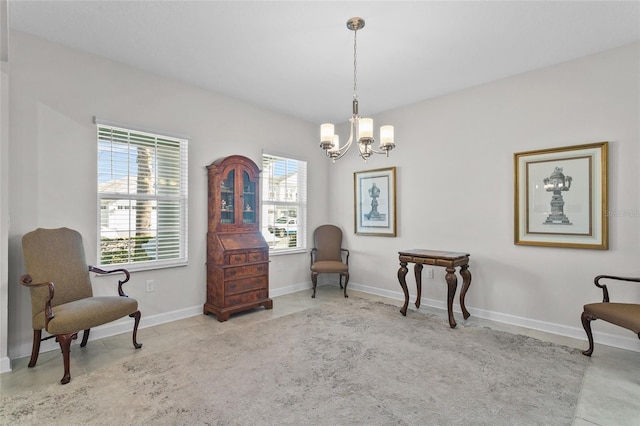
204, 155, 272, 321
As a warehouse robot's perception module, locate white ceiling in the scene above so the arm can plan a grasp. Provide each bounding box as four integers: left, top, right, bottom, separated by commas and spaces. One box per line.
8, 1, 640, 124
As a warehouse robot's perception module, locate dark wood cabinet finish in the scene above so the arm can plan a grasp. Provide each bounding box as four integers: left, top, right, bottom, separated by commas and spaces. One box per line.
204, 155, 272, 321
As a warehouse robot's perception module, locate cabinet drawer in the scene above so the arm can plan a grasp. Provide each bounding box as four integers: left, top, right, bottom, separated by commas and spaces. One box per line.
225, 276, 267, 294
248, 250, 266, 262
225, 289, 268, 306
227, 253, 247, 265
225, 263, 268, 279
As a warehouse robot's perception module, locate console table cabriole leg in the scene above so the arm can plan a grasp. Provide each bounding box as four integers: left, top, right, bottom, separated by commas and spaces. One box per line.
414, 263, 423, 309
459, 264, 472, 319
398, 260, 409, 316
445, 266, 458, 328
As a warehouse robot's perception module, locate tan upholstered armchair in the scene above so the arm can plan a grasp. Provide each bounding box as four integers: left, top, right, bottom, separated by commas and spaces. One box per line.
20, 227, 142, 384
310, 224, 349, 298
581, 275, 640, 356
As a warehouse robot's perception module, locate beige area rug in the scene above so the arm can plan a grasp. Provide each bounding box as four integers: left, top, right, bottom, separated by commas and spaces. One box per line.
1, 298, 587, 425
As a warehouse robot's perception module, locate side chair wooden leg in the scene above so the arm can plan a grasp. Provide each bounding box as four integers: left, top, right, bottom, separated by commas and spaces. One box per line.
581, 311, 596, 356
80, 329, 91, 347
28, 329, 42, 368
56, 332, 78, 385
343, 273, 349, 298
130, 311, 143, 349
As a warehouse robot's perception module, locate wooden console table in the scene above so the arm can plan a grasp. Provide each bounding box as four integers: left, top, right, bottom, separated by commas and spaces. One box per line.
398, 249, 472, 328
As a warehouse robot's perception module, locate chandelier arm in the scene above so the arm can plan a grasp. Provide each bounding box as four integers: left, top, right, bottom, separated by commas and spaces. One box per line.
338, 135, 355, 154
341, 117, 357, 151
330, 120, 357, 161
332, 147, 351, 161
365, 145, 395, 155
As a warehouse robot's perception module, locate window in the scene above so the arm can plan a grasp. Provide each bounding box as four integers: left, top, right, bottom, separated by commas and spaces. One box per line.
262, 154, 307, 252
97, 123, 188, 270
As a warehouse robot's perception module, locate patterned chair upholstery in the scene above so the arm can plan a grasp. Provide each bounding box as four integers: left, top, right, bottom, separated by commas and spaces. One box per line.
310, 224, 349, 298
21, 227, 142, 384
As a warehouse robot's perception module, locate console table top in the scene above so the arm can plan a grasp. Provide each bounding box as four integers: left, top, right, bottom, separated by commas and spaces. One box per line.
398, 249, 470, 260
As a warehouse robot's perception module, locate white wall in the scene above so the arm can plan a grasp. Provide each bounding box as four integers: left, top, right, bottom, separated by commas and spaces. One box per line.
6, 31, 328, 361
5, 31, 639, 366
328, 42, 640, 351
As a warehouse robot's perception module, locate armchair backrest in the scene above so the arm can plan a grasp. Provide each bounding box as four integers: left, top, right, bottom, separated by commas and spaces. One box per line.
313, 225, 344, 262
22, 228, 93, 318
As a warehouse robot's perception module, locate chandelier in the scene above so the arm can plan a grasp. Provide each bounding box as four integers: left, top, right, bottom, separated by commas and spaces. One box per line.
320, 17, 395, 162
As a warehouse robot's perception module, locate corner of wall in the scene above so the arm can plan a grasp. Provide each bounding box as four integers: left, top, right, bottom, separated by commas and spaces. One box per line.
0, 59, 10, 372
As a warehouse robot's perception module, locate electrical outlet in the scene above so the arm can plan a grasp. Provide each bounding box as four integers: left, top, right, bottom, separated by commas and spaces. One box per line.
145, 279, 155, 292
426, 268, 434, 279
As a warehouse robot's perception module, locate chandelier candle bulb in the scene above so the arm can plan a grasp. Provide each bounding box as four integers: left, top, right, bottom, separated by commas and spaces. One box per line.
380, 125, 394, 147
321, 123, 335, 144
359, 118, 374, 139
329, 135, 340, 153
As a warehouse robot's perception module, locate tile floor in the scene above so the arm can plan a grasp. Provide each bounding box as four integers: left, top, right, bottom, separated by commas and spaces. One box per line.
1, 289, 638, 425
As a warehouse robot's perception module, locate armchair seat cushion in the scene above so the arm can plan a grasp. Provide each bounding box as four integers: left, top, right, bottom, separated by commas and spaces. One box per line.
311, 260, 349, 274
34, 296, 139, 335
583, 303, 640, 334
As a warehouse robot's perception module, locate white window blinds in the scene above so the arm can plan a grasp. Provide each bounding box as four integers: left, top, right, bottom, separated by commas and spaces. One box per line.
262, 154, 307, 252
97, 124, 188, 269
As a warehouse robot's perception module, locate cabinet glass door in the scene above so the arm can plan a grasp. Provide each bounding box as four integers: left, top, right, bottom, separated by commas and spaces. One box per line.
220, 170, 235, 224
242, 171, 256, 224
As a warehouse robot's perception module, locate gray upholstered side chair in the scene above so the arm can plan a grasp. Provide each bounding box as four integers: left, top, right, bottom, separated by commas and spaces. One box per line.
581, 274, 640, 356
310, 224, 349, 298
21, 227, 142, 384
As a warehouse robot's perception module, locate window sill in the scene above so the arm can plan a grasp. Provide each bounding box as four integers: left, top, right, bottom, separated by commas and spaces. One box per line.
94, 259, 188, 275
269, 248, 307, 256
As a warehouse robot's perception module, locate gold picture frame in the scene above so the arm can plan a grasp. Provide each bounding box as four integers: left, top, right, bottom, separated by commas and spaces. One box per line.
514, 142, 608, 249
354, 167, 397, 236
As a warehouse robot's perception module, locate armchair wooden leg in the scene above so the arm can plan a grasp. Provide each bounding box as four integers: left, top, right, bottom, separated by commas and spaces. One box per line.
343, 272, 349, 298
56, 332, 78, 385
28, 329, 42, 368
130, 311, 142, 349
311, 273, 318, 298
581, 311, 596, 356
80, 329, 91, 347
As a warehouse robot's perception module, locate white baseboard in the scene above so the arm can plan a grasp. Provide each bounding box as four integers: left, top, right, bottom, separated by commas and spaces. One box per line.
9, 285, 314, 363
11, 305, 204, 361
8, 280, 637, 368
0, 355, 10, 373
348, 281, 640, 353
270, 281, 312, 297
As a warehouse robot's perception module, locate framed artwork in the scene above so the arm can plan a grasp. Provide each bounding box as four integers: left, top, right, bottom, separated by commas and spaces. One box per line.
354, 167, 397, 236
514, 142, 608, 249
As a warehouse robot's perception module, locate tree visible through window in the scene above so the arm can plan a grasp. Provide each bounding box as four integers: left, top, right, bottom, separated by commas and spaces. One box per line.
97, 123, 188, 269
262, 154, 307, 252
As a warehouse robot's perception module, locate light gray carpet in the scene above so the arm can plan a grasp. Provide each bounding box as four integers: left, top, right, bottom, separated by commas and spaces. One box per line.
1, 298, 587, 425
